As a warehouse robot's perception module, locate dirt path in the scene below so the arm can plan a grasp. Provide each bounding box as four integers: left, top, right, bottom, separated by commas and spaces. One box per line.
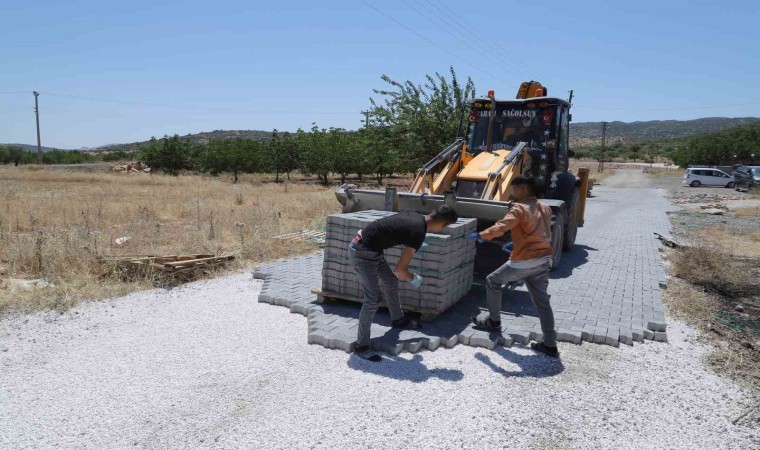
599, 167, 653, 188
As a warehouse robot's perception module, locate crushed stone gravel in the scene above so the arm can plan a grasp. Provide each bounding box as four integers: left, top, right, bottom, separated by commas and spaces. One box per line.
0, 272, 757, 449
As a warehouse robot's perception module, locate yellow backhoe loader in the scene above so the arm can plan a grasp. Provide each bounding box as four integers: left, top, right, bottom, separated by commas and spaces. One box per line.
336, 81, 590, 274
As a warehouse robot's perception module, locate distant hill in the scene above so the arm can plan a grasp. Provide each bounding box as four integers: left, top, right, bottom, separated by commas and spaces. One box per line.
7, 117, 758, 154
92, 129, 273, 153
0, 143, 73, 152
570, 117, 760, 146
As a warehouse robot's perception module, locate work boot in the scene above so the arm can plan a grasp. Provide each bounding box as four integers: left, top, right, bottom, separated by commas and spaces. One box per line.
530, 342, 559, 358
353, 343, 382, 362
392, 315, 422, 330
471, 315, 501, 331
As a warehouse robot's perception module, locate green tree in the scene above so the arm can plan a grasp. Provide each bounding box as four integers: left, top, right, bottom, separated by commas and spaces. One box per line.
203, 138, 266, 183
7, 146, 25, 166
672, 122, 760, 167
328, 128, 364, 185
100, 151, 132, 162
0, 145, 9, 165
300, 125, 333, 185
139, 135, 192, 175
628, 144, 641, 162
266, 130, 301, 182
368, 67, 476, 172
363, 125, 399, 185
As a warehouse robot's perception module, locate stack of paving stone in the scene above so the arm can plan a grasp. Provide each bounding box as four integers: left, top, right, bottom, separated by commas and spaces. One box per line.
322, 210, 477, 318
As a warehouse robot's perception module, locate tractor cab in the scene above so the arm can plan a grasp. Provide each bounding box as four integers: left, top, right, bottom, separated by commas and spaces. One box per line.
457, 89, 572, 199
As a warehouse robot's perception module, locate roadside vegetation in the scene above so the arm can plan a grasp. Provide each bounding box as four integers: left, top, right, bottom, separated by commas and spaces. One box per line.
657, 175, 760, 390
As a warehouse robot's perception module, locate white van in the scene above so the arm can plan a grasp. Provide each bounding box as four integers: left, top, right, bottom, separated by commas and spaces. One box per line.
682, 168, 735, 188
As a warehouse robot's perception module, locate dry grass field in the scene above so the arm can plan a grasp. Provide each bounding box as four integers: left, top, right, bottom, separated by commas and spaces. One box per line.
664, 210, 760, 389
0, 166, 338, 315
0, 165, 604, 316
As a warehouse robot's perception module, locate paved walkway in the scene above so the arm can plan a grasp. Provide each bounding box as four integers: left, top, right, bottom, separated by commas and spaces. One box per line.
255, 184, 675, 352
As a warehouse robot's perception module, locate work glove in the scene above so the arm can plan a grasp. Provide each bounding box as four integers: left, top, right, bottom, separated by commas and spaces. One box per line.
501, 242, 513, 255
465, 231, 484, 243
409, 273, 423, 289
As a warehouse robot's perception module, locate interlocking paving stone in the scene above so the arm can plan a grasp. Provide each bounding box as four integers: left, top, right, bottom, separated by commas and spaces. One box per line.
254, 186, 673, 354
322, 212, 477, 317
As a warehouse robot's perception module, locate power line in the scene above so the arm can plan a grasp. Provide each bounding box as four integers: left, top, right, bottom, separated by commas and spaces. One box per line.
574, 101, 760, 111
418, 0, 534, 81
399, 0, 527, 82
434, 1, 538, 80
34, 91, 358, 115
358, 0, 499, 81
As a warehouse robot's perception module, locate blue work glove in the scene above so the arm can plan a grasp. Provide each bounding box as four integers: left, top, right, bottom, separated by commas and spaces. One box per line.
409, 273, 423, 289
465, 231, 484, 243
501, 242, 513, 255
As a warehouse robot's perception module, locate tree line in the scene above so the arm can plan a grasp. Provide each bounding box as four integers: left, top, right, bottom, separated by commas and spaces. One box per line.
671, 121, 760, 167
0, 145, 105, 165
139, 126, 398, 185
1, 68, 476, 185
139, 67, 476, 184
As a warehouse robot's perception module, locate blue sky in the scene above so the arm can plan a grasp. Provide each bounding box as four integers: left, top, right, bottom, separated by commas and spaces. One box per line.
1, 0, 758, 149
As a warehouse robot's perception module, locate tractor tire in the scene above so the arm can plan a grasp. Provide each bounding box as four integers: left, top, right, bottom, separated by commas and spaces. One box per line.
550, 213, 565, 269
563, 188, 580, 251
690, 180, 701, 187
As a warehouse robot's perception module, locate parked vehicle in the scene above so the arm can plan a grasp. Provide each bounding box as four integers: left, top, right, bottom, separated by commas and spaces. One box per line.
682, 168, 734, 188
734, 165, 760, 192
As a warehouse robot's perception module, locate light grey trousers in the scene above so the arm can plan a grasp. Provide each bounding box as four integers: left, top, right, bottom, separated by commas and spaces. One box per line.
348, 244, 404, 347
485, 261, 557, 347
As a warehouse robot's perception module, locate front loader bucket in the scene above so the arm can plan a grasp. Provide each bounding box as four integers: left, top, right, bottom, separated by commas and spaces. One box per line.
334, 186, 566, 277
335, 186, 564, 225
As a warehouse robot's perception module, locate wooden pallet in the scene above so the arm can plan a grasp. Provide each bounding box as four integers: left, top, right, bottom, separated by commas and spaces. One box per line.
274, 230, 326, 246
104, 254, 235, 274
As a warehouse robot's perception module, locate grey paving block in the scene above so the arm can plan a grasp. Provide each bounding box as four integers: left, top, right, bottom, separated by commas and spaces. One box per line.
469, 331, 499, 350
372, 336, 405, 355
307, 329, 329, 347
619, 329, 634, 346
442, 335, 459, 348
507, 329, 531, 344
654, 331, 668, 342
556, 329, 582, 345
426, 336, 442, 351
328, 334, 356, 353
257, 183, 674, 356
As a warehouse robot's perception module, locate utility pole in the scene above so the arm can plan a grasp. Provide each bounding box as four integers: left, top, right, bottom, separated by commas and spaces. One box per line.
598, 121, 608, 172
33, 91, 42, 164
361, 110, 370, 128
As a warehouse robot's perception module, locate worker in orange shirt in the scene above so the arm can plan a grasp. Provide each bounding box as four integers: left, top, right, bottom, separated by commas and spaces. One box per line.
466, 175, 558, 357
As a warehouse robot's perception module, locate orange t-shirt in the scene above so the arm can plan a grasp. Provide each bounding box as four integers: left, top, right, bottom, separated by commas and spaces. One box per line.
480, 197, 553, 262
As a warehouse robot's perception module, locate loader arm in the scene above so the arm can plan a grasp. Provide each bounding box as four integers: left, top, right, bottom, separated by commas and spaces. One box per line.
480, 142, 529, 201
410, 139, 465, 194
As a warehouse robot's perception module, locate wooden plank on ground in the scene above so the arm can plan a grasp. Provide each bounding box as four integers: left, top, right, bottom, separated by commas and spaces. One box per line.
163, 255, 234, 268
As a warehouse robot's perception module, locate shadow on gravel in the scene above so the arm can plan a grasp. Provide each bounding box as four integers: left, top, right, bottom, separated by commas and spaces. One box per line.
347, 354, 464, 383
550, 244, 596, 280
474, 348, 565, 378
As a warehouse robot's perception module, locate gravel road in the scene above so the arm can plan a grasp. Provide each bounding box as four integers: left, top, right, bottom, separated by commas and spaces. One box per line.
1, 274, 757, 449
1, 169, 757, 449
